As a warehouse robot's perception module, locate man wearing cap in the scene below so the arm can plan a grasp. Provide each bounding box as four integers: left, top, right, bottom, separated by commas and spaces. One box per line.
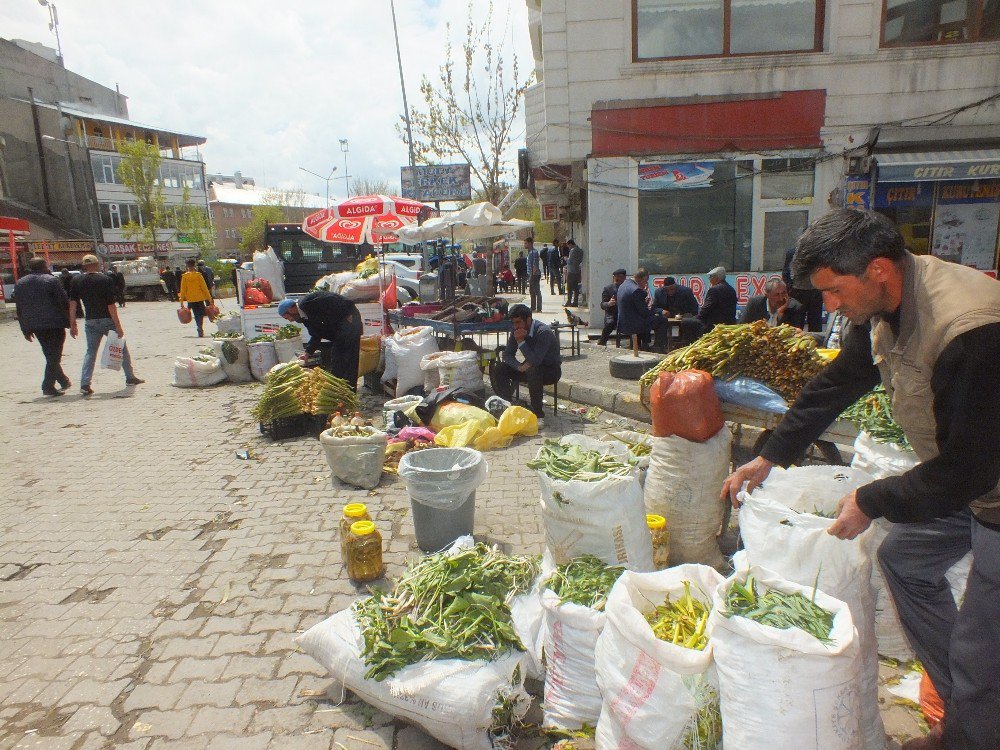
14, 256, 71, 396
597, 268, 626, 346
278, 291, 362, 390
70, 254, 144, 396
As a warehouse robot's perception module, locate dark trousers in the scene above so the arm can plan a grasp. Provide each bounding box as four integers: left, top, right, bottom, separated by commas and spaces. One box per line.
35, 328, 68, 391
315, 314, 363, 392
790, 287, 824, 332
549, 266, 564, 295
493, 360, 560, 417
189, 301, 207, 336
516, 273, 527, 294
529, 274, 542, 312
598, 317, 618, 345
879, 509, 1000, 748
566, 270, 582, 305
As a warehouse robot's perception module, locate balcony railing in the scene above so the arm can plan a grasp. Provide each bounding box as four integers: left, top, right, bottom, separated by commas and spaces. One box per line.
85, 135, 203, 163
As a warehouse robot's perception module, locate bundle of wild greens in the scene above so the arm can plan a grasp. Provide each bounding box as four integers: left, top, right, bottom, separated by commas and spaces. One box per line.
840, 385, 909, 448
274, 323, 302, 341
251, 362, 306, 422
723, 574, 835, 645
544, 555, 624, 611
528, 440, 635, 482
354, 544, 540, 681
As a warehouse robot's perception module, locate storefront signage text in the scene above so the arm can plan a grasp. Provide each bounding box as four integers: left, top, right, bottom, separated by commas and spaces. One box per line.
879, 159, 1000, 183
651, 272, 782, 306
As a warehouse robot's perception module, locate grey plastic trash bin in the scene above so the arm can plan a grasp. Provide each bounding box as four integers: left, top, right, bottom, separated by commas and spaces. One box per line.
397, 447, 488, 553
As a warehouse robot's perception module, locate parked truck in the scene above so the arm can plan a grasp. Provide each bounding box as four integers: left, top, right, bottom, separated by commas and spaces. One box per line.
112, 257, 168, 301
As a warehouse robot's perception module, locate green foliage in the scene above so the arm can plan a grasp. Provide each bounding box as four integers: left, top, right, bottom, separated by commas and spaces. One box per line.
116, 139, 165, 249
174, 186, 216, 255
239, 203, 286, 256
400, 1, 532, 206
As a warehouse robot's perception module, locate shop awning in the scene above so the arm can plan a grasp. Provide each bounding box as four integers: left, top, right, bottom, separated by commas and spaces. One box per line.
876, 150, 1000, 182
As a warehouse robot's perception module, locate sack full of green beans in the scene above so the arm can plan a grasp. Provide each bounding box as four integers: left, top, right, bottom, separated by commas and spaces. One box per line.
529, 435, 653, 571
739, 465, 884, 749
594, 565, 725, 750
711, 566, 863, 750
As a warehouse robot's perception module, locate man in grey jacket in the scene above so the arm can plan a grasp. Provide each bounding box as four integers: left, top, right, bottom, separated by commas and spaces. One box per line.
14, 256, 71, 396
565, 240, 584, 306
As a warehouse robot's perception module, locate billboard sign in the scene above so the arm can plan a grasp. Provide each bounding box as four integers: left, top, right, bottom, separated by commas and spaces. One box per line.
638, 162, 715, 190
401, 164, 472, 202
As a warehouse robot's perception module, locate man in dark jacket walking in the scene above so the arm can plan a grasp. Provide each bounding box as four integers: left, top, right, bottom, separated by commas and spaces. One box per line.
565, 240, 584, 306
15, 257, 71, 396
278, 292, 362, 390
513, 251, 528, 294
547, 244, 564, 295
597, 268, 626, 345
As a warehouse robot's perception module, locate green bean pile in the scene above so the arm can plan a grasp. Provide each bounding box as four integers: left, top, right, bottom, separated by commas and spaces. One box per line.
723, 574, 835, 645
544, 555, 624, 611
354, 544, 540, 681
639, 320, 827, 402
527, 440, 635, 482
840, 385, 910, 448
646, 580, 711, 650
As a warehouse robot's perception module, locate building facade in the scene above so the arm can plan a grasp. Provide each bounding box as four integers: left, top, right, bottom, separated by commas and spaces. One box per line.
207, 173, 326, 256
523, 0, 1000, 320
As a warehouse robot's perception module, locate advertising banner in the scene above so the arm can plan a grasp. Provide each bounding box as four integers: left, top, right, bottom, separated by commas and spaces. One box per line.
651, 272, 782, 307
638, 162, 715, 190
400, 164, 472, 202
932, 181, 1000, 271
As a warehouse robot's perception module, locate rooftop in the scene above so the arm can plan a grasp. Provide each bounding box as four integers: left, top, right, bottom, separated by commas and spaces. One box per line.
209, 184, 329, 209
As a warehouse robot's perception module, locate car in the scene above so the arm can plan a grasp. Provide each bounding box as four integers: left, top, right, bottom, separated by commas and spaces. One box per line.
379, 260, 420, 299
381, 252, 424, 274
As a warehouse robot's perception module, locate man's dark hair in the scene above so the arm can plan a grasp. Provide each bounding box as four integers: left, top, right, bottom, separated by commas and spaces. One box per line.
508, 303, 532, 321
634, 268, 649, 281
792, 209, 905, 285
28, 256, 47, 272
186, 258, 197, 268
664, 276, 676, 286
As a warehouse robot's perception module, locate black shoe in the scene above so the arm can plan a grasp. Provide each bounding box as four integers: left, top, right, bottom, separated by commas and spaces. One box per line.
125, 377, 145, 386
80, 386, 94, 396
42, 387, 63, 397
58, 377, 71, 390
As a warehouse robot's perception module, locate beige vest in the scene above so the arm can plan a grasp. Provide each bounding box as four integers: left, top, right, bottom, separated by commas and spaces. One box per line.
870, 253, 1000, 523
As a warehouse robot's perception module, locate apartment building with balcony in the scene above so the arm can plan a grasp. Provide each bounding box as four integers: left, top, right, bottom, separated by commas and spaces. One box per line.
523, 0, 1000, 320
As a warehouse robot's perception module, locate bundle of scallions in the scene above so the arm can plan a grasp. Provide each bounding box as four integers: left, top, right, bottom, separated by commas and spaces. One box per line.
250, 362, 307, 422
840, 385, 909, 448
354, 544, 540, 681
544, 555, 624, 611
527, 440, 635, 482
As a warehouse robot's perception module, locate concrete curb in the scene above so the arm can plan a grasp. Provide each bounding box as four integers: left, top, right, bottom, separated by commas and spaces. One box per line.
544, 377, 651, 423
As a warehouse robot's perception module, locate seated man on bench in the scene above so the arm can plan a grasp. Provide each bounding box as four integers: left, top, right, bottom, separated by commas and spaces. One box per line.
493, 304, 561, 419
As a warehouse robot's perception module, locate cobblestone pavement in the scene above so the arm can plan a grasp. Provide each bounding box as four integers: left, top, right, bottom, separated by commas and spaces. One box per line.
0, 301, 924, 749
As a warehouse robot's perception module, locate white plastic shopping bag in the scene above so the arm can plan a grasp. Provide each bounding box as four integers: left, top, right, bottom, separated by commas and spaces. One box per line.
99, 331, 125, 371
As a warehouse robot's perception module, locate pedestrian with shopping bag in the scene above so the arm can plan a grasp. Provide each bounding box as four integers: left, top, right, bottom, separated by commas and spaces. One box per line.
14, 256, 72, 396
178, 258, 214, 337
69, 254, 144, 396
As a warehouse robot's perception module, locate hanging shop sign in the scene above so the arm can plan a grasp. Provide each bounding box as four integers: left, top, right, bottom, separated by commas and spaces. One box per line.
400, 164, 472, 202
844, 176, 871, 209
877, 151, 1000, 183
931, 181, 1000, 271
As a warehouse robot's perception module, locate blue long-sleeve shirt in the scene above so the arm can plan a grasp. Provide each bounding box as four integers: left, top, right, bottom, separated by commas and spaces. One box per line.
526, 248, 542, 277
502, 318, 561, 370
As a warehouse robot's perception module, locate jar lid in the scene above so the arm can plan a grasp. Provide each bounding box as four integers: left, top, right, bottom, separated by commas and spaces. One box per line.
351, 520, 376, 536
344, 503, 368, 518
646, 514, 666, 530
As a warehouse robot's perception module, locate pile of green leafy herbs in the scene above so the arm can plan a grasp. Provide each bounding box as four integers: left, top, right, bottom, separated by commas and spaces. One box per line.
528, 440, 635, 482
544, 555, 624, 611
249, 334, 275, 343
723, 573, 835, 645
211, 331, 242, 339
840, 385, 909, 448
354, 544, 540, 681
274, 323, 302, 341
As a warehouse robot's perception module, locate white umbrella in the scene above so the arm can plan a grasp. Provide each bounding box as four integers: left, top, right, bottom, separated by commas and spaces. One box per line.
396, 201, 533, 244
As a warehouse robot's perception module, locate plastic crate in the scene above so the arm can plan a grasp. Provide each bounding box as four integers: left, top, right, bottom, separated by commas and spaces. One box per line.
258, 413, 315, 440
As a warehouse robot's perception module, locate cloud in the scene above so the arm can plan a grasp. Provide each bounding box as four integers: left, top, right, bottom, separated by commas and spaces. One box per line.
1, 0, 533, 198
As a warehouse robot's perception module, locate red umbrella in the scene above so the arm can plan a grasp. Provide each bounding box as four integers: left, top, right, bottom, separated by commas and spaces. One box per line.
302, 194, 431, 245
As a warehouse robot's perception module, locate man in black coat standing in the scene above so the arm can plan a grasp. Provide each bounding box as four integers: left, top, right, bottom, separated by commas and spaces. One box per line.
15, 257, 71, 396
697, 266, 738, 332
740, 278, 805, 328
278, 292, 362, 391
597, 268, 627, 345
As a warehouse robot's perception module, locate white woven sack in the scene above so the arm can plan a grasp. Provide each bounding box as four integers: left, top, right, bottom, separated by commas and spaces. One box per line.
643, 428, 731, 569
340, 274, 382, 302
711, 566, 863, 750
739, 464, 883, 750
210, 338, 253, 383
536, 435, 653, 571
319, 429, 388, 490
603, 430, 652, 487
295, 607, 530, 750
509, 580, 546, 681
252, 247, 285, 299
850, 431, 918, 480
541, 589, 606, 730
420, 350, 449, 394
247, 341, 278, 381
439, 351, 482, 390
273, 336, 303, 363
172, 356, 227, 388
384, 326, 438, 397
595, 565, 724, 750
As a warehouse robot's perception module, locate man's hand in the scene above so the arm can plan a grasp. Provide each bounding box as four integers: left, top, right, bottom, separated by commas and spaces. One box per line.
827, 491, 872, 540
116, 326, 125, 339
721, 456, 776, 508
70, 323, 78, 339
608, 297, 616, 306
518, 362, 531, 373
513, 326, 528, 343
23, 332, 33, 342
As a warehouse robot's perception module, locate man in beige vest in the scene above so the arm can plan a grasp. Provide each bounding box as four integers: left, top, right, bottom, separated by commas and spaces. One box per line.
723, 209, 1000, 750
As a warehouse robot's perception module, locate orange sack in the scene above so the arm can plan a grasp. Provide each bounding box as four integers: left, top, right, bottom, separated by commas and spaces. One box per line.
650, 370, 725, 442
920, 671, 945, 728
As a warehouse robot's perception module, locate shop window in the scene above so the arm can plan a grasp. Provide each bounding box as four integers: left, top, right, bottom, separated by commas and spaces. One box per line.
761, 158, 815, 199
762, 210, 810, 271
634, 0, 822, 59
883, 0, 999, 45
100, 203, 122, 230
638, 160, 753, 274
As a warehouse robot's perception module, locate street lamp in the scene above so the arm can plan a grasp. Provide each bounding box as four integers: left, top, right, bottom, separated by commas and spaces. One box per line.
37, 0, 64, 66
298, 165, 337, 206
339, 139, 351, 197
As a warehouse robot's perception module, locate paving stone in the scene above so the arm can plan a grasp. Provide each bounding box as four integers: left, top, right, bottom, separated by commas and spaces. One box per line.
231, 677, 299, 706
185, 705, 254, 736
395, 725, 452, 750
169, 656, 231, 682
206, 733, 274, 750
123, 682, 187, 713
175, 679, 243, 709
59, 704, 122, 736
332, 726, 394, 750
247, 704, 315, 735
129, 708, 196, 740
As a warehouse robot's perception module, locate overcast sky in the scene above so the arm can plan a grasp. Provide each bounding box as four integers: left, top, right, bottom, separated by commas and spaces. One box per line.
2, 0, 534, 201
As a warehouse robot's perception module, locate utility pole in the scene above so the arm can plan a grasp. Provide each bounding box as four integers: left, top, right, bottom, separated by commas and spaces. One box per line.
390, 0, 415, 170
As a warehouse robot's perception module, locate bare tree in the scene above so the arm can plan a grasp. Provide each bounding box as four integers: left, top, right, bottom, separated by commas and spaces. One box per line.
351, 178, 398, 197
401, 1, 531, 206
